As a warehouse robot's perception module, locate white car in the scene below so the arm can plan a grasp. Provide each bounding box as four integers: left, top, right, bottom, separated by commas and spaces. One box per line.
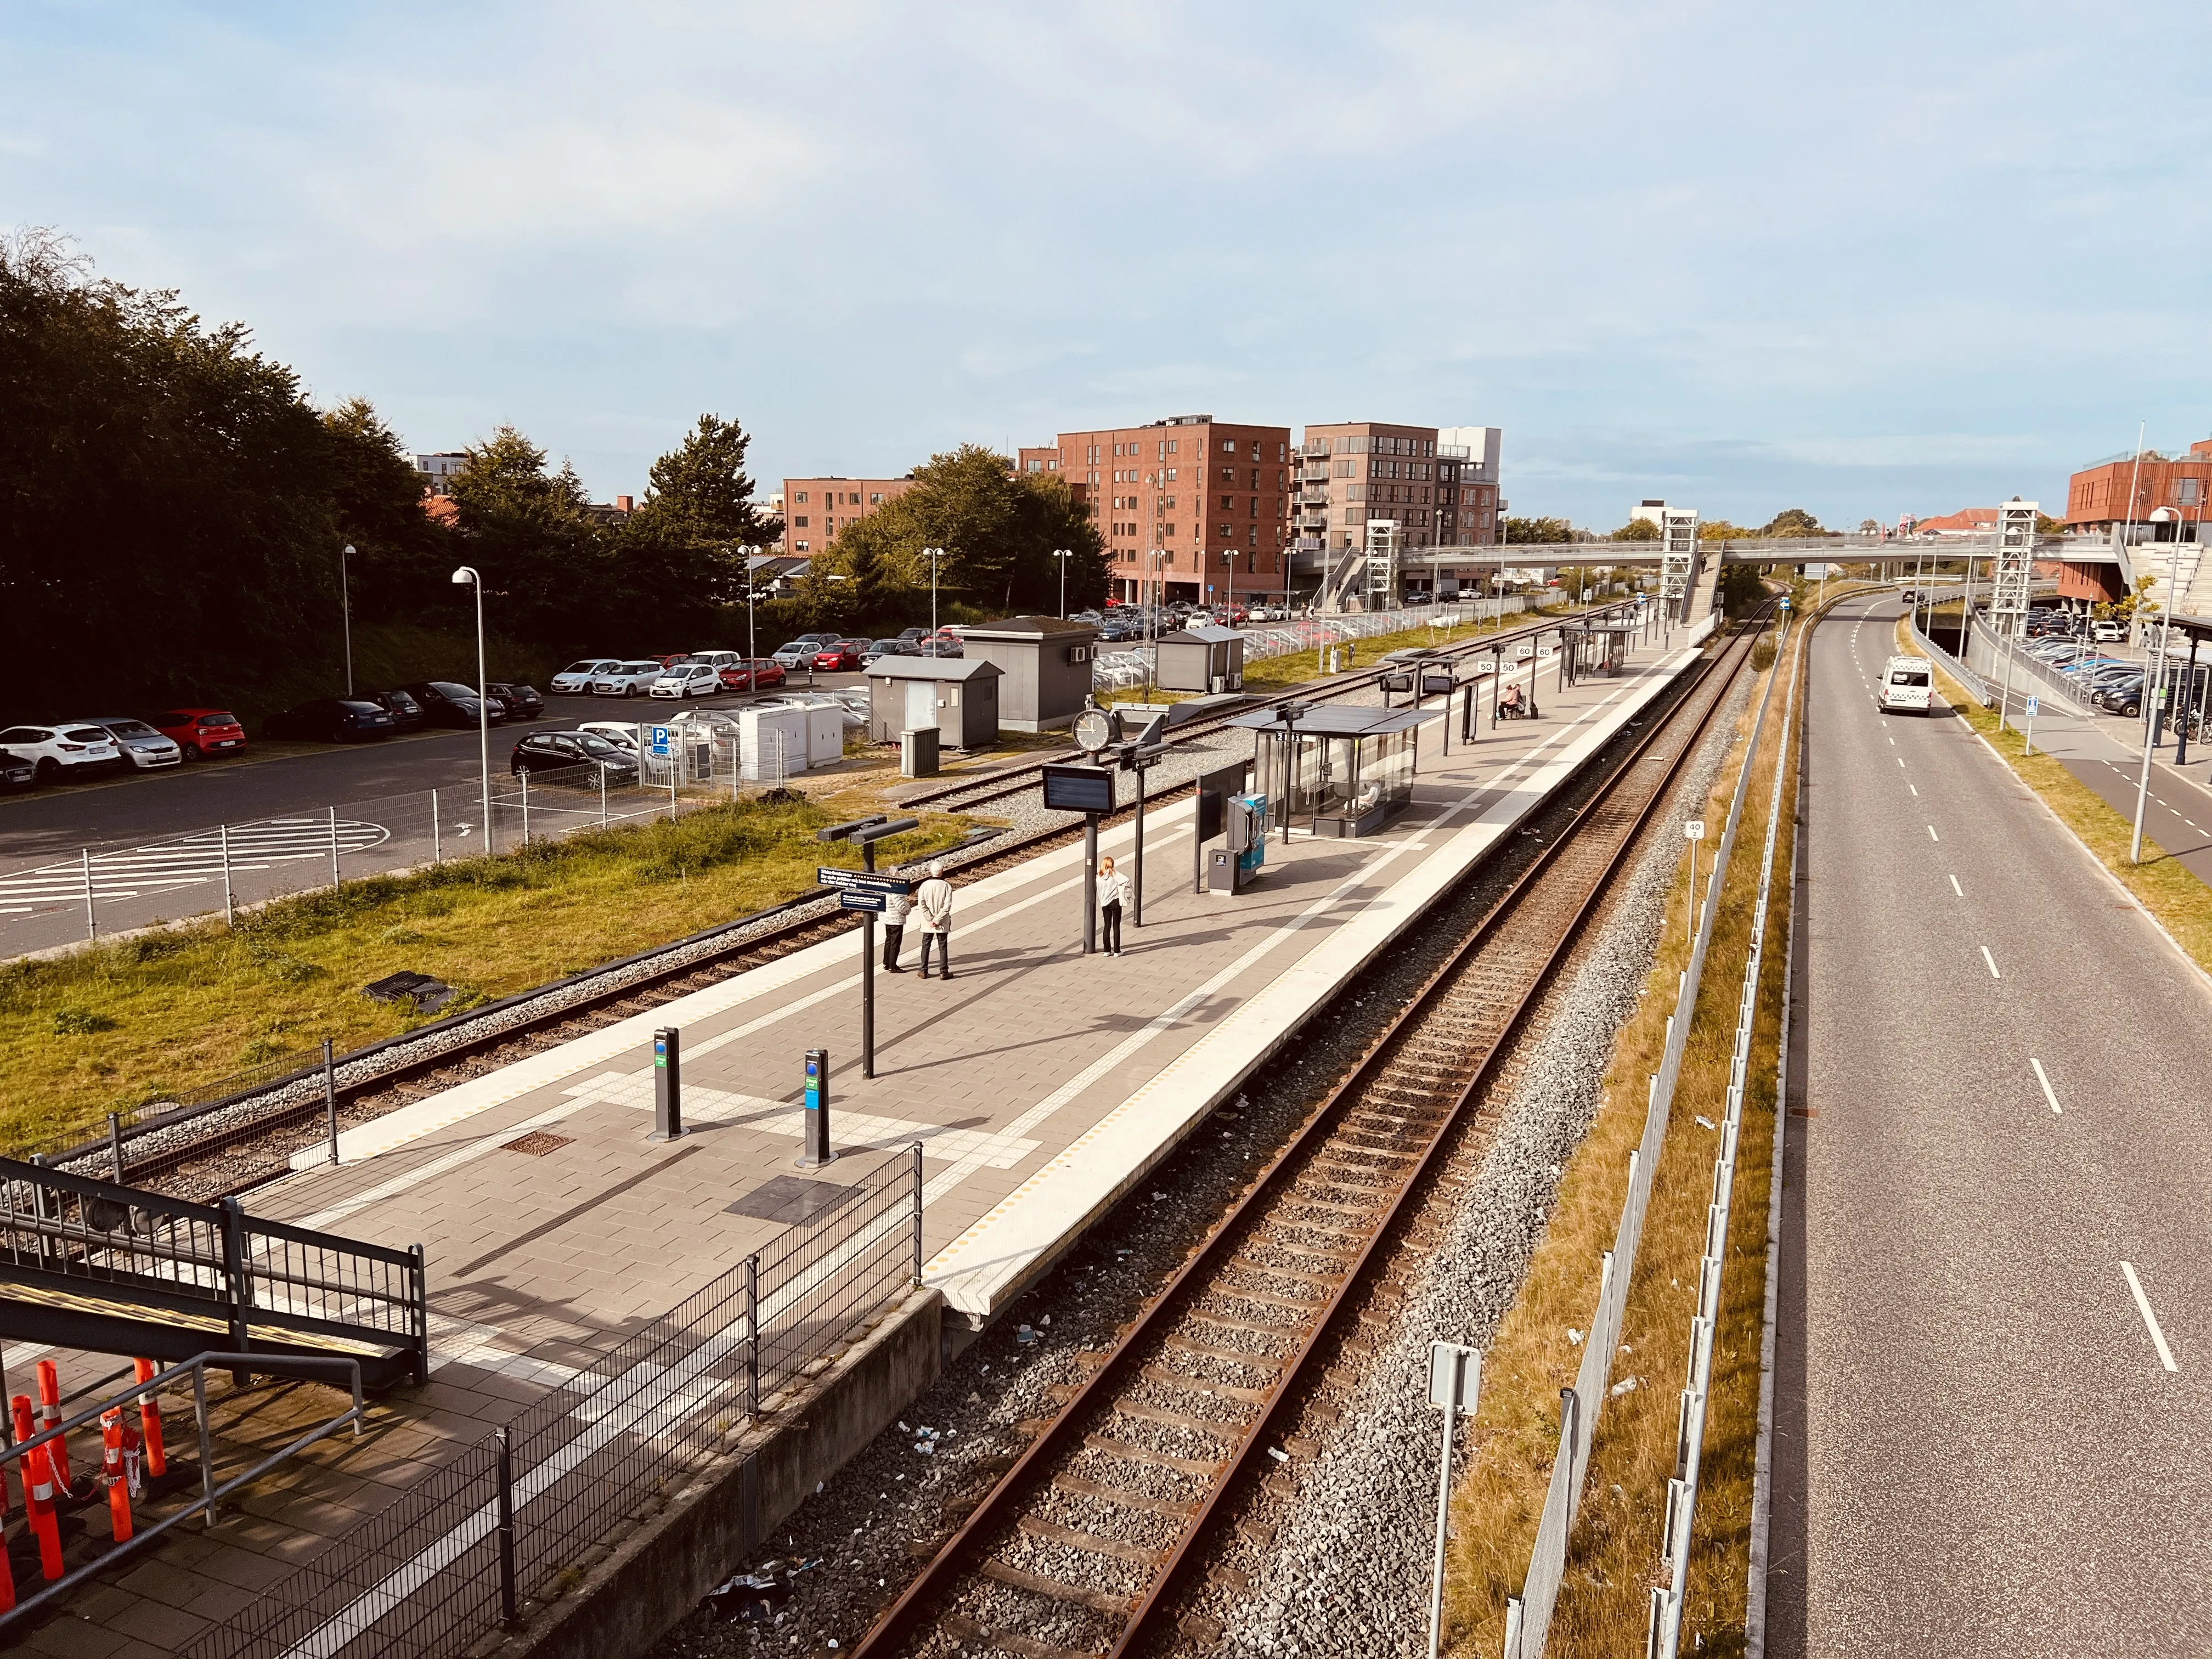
576, 721, 643, 753
78, 716, 183, 770
551, 658, 624, 694
590, 661, 669, 697
0, 722, 125, 782
650, 662, 723, 700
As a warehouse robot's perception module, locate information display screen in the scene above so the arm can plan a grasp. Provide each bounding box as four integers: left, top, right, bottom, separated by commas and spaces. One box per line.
1041, 763, 1115, 815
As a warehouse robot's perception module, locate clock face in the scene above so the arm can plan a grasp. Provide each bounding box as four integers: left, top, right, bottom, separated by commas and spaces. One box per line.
1073, 709, 1114, 752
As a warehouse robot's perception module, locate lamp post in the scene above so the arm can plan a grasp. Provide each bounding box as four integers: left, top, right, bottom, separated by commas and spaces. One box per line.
450, 567, 490, 854
1146, 548, 1168, 693
923, 547, 946, 640
340, 544, 356, 696
1053, 548, 1073, 619
1221, 548, 1236, 620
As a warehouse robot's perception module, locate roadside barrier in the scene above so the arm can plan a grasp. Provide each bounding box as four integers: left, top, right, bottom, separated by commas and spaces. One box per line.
32, 1361, 70, 1494
134, 1357, 168, 1477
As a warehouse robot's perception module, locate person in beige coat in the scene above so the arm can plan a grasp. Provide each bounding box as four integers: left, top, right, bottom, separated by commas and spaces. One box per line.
915, 860, 955, 979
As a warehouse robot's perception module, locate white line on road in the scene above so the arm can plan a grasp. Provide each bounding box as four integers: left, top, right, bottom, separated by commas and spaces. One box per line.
1927, 825, 1940, 842
1980, 946, 2000, 979
1949, 874, 1963, 896
2029, 1057, 2062, 1114
1909, 785, 1918, 797
1898, 757, 1906, 767
2121, 1262, 2180, 1372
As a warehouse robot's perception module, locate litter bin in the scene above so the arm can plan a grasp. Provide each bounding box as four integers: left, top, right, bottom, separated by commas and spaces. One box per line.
901, 726, 940, 778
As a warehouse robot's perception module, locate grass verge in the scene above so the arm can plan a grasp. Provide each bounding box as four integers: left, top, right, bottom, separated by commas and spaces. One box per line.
0, 792, 970, 1154
1904, 616, 2212, 974
1442, 618, 1801, 1655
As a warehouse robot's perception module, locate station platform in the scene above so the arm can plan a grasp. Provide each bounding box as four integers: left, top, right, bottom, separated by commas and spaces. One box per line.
2, 617, 1712, 1654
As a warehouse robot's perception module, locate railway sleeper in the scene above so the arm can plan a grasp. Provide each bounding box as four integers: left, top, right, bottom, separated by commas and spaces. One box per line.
1016, 1514, 1162, 1567
1052, 1471, 1200, 1521
978, 1558, 1131, 1618
1113, 1396, 1249, 1436
1161, 1331, 1292, 1369
1081, 1433, 1222, 1477
1140, 1363, 1274, 1406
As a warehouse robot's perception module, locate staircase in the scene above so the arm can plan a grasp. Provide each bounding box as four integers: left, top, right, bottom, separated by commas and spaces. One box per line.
1317, 549, 1368, 612
0, 1157, 427, 1387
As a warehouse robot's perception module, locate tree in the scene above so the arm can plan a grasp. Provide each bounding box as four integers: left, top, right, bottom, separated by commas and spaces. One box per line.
1699, 520, 1759, 540
625, 414, 781, 552
1762, 507, 1825, 538
1858, 518, 1881, 534
1504, 516, 1575, 544
1610, 517, 1661, 541
320, 396, 456, 623
1718, 565, 1769, 616
443, 426, 610, 642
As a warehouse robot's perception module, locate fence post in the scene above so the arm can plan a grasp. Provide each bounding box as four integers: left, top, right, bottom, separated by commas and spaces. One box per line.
409, 1243, 429, 1384
323, 1039, 340, 1165
669, 765, 678, 822
432, 788, 441, 864
911, 1142, 925, 1285
520, 769, 530, 845
218, 1199, 251, 1387
193, 1368, 216, 1527
600, 765, 608, 829
329, 805, 340, 888
744, 1254, 760, 1418
108, 1111, 126, 1184
495, 1424, 519, 1626
219, 824, 235, 925
81, 849, 95, 941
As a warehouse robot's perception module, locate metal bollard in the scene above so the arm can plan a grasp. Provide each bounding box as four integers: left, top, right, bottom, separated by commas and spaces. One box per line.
324, 1038, 341, 1165
798, 1048, 834, 1167
649, 1027, 682, 1141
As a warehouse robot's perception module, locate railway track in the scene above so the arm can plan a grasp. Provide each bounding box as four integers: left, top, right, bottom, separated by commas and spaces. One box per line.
69, 605, 1641, 1200
848, 607, 1768, 1659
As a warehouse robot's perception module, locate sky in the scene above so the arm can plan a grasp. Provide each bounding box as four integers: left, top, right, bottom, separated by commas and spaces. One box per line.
7, 1, 2211, 532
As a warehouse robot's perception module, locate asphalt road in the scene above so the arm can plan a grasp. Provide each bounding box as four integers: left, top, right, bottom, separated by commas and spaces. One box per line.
1769, 594, 2212, 1655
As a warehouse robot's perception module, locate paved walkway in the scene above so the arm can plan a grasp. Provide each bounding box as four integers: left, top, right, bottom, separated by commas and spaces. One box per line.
5, 622, 1709, 1655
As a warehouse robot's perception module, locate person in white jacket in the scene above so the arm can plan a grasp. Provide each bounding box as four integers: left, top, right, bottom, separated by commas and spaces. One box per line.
1097, 855, 1131, 956
915, 861, 956, 979
881, 883, 913, 972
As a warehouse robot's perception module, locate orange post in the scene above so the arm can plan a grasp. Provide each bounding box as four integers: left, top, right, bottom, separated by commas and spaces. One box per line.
132, 1358, 167, 1478
32, 1361, 70, 1494
100, 1410, 131, 1542
24, 1444, 62, 1582
0, 1519, 15, 1611
9, 1394, 31, 1448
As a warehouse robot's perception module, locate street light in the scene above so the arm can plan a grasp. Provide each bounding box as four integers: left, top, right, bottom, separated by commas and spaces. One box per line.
450, 567, 491, 854
340, 544, 356, 695
923, 546, 947, 640
1053, 548, 1073, 619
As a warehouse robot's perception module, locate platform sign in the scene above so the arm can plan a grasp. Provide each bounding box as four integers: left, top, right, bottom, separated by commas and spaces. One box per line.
648, 724, 673, 758
838, 890, 889, 912
816, 867, 912, 895
2025, 696, 2040, 718
1042, 763, 1116, 814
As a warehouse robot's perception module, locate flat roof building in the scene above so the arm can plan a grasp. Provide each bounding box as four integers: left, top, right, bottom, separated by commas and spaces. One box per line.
1291, 421, 1503, 603
782, 476, 914, 556
2067, 439, 2212, 539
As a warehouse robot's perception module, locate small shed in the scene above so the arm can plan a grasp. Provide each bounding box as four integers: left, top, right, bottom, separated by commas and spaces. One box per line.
957, 616, 1100, 732
1156, 624, 1246, 693
864, 656, 1002, 750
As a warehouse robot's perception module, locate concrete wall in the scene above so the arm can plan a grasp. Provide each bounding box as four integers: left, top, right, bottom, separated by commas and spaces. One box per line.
501, 1289, 942, 1659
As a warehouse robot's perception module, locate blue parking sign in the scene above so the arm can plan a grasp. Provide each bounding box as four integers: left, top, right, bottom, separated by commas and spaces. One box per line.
649, 724, 672, 757
2025, 696, 2040, 718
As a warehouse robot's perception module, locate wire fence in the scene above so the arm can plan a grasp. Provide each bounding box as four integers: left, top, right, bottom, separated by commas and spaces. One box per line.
184, 1143, 924, 1659
0, 708, 864, 957
1500, 613, 1785, 1659
1087, 596, 1539, 690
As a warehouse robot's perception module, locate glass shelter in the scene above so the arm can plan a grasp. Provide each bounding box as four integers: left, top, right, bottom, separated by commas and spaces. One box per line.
1228, 704, 1443, 838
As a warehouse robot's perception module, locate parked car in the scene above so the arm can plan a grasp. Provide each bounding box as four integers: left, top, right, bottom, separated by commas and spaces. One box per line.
896, 627, 929, 642
2091, 620, 2126, 642
357, 687, 425, 731
589, 661, 669, 698
403, 680, 506, 727
686, 650, 744, 674
0, 751, 32, 791
811, 641, 863, 672
770, 641, 812, 669
266, 697, 399, 743
78, 716, 183, 770
148, 707, 248, 759
915, 639, 964, 659
862, 638, 916, 663
733, 658, 787, 691
510, 730, 641, 781
487, 681, 546, 720
576, 721, 643, 752
550, 658, 624, 695
0, 723, 123, 781
650, 662, 724, 699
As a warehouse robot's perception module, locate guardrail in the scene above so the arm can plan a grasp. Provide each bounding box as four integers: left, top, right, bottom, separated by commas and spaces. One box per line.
1965, 616, 2091, 715
1906, 613, 1993, 705
184, 1143, 924, 1659
1500, 611, 1782, 1657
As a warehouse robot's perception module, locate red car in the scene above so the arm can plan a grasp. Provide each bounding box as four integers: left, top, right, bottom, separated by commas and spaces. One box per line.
810, 642, 862, 672
148, 707, 248, 760
717, 658, 788, 692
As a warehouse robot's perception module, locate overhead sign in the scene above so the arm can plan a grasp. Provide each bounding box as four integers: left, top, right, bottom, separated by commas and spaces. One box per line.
1042, 763, 1115, 815
816, 867, 913, 895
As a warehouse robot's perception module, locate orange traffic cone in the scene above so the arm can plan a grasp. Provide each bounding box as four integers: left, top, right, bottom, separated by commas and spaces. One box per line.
132, 1359, 167, 1478
99, 1409, 131, 1543
24, 1444, 63, 1582
31, 1362, 70, 1495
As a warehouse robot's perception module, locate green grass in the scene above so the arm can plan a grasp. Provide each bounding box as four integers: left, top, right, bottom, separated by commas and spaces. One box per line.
0, 794, 971, 1154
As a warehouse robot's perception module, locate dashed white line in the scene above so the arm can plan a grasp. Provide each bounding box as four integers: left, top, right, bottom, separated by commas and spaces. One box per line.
1908, 785, 1918, 796
1980, 946, 2001, 978
2029, 1057, 2063, 1114
1949, 874, 1963, 896
2121, 1262, 2180, 1372
1927, 825, 1940, 842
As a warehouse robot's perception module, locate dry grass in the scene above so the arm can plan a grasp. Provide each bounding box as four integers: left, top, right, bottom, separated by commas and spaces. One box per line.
1442, 620, 1802, 1656
1904, 618, 2212, 974
0, 792, 970, 1155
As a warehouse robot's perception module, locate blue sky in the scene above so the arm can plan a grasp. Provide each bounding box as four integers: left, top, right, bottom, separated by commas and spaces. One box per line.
7, 1, 2210, 531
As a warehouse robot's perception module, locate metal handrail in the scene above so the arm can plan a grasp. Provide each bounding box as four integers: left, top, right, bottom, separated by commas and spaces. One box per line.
0, 1352, 364, 1636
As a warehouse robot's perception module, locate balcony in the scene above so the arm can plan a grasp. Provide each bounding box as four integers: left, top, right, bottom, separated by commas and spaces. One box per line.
1298, 488, 1331, 505
1437, 444, 1470, 460
1301, 440, 1332, 458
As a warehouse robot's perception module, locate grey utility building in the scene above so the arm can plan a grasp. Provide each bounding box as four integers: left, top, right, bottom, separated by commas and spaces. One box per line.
1155, 624, 1246, 694
862, 656, 1002, 750
956, 616, 1099, 732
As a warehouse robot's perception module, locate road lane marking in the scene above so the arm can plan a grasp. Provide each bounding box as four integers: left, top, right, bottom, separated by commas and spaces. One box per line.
1909, 785, 1918, 797
1927, 825, 1940, 841
1980, 946, 2000, 978
1949, 874, 1963, 896
2029, 1057, 2062, 1114
2121, 1262, 2180, 1372
1898, 757, 1906, 767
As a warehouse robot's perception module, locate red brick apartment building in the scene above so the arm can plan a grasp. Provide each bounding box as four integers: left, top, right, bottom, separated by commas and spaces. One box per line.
1032, 415, 1294, 604
781, 477, 914, 555
2066, 438, 2212, 536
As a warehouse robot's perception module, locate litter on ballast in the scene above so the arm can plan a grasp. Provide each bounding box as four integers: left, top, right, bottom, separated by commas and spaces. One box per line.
1152, 1191, 1168, 1200
1695, 1115, 1717, 1131
1016, 1324, 1037, 1344
1267, 1447, 1290, 1463
1567, 1329, 1584, 1345
899, 1421, 911, 1432
1040, 1316, 1051, 1327
1610, 1376, 1639, 1397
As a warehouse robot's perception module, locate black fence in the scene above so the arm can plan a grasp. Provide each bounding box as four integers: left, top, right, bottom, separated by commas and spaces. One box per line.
184, 1143, 924, 1659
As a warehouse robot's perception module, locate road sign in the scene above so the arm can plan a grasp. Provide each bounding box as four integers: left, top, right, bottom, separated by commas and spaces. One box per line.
816, 867, 913, 895
648, 724, 673, 758
1426, 1341, 1480, 1410
839, 891, 889, 912
1685, 820, 1706, 841
2025, 696, 2040, 718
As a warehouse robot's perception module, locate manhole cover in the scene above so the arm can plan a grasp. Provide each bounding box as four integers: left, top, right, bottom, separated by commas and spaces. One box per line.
501, 1131, 574, 1157
726, 1175, 862, 1226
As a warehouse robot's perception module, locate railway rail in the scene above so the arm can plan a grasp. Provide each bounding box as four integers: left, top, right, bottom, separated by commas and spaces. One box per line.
848, 606, 1770, 1659
51, 602, 1645, 1199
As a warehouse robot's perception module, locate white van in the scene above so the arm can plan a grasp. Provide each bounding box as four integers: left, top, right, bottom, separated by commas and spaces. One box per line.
1879, 655, 1933, 714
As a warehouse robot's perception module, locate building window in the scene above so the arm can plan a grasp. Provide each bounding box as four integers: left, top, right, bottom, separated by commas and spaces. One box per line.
795, 540, 810, 551
795, 491, 809, 503
2180, 478, 2203, 505
794, 515, 809, 527
1248, 497, 1259, 516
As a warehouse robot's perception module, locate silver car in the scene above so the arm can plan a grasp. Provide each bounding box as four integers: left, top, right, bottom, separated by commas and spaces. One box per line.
76, 716, 183, 770
551, 658, 623, 694
590, 661, 669, 697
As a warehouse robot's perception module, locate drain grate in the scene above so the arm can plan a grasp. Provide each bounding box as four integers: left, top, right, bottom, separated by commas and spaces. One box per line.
501, 1131, 574, 1157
